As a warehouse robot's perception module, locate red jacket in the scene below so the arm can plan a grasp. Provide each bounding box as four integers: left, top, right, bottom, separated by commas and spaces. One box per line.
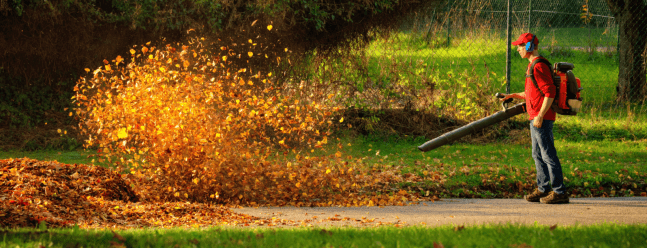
525, 57, 556, 121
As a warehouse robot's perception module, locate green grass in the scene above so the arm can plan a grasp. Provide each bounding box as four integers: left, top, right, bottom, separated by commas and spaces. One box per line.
336, 131, 647, 198
3, 224, 646, 248
0, 150, 95, 165
348, 136, 646, 172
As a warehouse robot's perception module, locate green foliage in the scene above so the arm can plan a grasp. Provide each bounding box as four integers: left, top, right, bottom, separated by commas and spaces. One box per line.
6, 0, 410, 32
0, 69, 75, 128
427, 68, 503, 121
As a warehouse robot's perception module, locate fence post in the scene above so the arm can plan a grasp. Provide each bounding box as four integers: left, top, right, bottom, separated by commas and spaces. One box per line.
528, 0, 532, 33
586, 0, 592, 54
446, 0, 452, 47
506, 0, 512, 94
426, 9, 435, 44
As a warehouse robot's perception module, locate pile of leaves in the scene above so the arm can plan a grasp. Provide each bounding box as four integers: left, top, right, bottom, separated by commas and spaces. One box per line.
0, 157, 426, 228
0, 158, 265, 228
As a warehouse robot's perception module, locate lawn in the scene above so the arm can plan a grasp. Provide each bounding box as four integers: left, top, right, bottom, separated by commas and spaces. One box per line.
0, 150, 95, 165
2, 224, 646, 248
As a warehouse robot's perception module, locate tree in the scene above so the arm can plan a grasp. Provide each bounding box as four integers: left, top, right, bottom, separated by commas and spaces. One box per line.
606, 0, 647, 102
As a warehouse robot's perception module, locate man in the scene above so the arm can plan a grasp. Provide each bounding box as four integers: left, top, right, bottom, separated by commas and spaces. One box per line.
499, 33, 568, 204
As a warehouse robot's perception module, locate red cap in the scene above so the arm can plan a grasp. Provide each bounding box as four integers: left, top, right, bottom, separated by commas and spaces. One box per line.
511, 33, 538, 46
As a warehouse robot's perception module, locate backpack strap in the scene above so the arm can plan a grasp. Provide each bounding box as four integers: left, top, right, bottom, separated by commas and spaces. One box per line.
526, 57, 553, 96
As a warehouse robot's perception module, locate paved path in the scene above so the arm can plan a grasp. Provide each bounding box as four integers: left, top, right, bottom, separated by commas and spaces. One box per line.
232, 197, 647, 227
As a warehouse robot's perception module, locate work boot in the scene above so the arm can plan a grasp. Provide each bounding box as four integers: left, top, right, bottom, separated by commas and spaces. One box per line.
540, 191, 570, 204
524, 189, 550, 202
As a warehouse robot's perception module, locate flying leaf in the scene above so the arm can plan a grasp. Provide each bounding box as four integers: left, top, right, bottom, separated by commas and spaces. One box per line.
117, 128, 128, 139
267, 25, 273, 31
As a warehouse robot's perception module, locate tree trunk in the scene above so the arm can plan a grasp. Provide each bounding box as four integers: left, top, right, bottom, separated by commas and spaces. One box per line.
606, 0, 647, 102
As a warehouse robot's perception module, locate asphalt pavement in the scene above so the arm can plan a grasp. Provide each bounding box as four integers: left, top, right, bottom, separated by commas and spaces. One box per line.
232, 197, 647, 227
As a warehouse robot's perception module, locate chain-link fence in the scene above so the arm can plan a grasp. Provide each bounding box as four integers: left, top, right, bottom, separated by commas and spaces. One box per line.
356, 0, 647, 114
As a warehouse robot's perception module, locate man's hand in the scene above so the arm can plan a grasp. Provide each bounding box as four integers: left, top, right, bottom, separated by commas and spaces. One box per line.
533, 115, 544, 128
499, 93, 513, 101
534, 97, 554, 128
499, 92, 525, 102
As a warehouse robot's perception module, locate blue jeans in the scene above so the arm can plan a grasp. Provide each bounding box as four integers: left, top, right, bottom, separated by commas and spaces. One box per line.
530, 119, 565, 194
